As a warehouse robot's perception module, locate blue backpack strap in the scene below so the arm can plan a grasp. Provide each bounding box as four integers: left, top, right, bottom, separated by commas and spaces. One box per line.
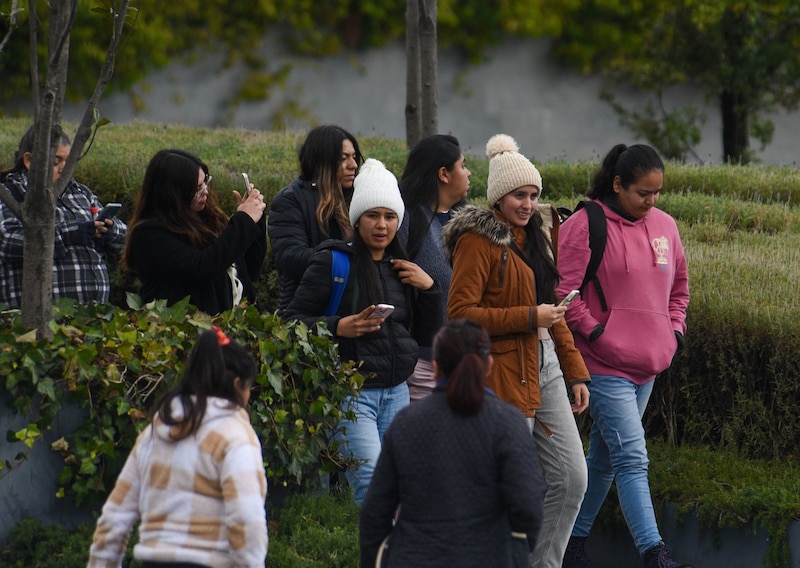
324, 249, 350, 316
574, 200, 608, 312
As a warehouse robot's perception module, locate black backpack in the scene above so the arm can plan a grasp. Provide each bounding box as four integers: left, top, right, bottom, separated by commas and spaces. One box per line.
558, 200, 608, 312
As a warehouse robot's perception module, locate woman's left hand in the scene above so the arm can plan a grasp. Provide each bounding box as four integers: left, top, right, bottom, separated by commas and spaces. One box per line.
390, 259, 434, 290
570, 383, 590, 414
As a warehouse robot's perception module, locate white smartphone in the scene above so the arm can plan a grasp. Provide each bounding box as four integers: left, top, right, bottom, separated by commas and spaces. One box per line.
241, 172, 251, 200
96, 202, 122, 221
368, 303, 395, 319
558, 289, 580, 307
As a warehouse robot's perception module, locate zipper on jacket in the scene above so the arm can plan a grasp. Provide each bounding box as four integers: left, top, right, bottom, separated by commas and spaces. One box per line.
499, 250, 508, 287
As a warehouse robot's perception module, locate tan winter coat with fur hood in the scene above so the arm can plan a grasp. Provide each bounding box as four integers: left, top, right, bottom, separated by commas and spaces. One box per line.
442, 204, 589, 418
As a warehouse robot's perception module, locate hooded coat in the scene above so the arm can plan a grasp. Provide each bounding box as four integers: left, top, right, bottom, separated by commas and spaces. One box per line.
88, 397, 268, 568
556, 199, 689, 383
442, 205, 589, 418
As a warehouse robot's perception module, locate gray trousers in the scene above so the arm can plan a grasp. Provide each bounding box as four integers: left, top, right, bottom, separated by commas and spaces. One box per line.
528, 338, 588, 568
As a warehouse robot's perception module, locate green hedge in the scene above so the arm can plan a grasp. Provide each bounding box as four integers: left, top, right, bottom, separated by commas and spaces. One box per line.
1, 297, 363, 506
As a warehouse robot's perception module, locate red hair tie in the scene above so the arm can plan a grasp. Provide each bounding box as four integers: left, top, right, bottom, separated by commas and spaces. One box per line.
212, 326, 231, 346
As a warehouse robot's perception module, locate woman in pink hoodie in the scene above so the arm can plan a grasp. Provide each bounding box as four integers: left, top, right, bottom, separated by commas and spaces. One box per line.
557, 144, 690, 568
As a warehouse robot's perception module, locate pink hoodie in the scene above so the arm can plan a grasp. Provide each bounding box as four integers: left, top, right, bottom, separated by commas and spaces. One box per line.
557, 200, 689, 384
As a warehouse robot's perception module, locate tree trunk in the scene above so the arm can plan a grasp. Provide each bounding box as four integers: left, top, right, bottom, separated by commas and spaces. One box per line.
720, 89, 750, 164
418, 0, 438, 139
405, 0, 422, 149
20, 0, 75, 337
19, 0, 128, 337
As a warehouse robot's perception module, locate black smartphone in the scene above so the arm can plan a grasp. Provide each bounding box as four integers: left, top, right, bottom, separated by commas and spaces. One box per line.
96, 202, 122, 221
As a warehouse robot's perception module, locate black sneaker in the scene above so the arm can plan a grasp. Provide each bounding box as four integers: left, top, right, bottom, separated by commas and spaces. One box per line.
641, 541, 693, 568
562, 536, 596, 568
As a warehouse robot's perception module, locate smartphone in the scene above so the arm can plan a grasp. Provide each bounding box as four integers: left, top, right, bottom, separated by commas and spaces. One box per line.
558, 289, 580, 307
96, 202, 122, 221
368, 303, 395, 319
241, 172, 251, 200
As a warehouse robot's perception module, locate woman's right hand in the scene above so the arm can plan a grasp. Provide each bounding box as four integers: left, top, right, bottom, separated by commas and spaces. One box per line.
538, 303, 566, 328
235, 187, 266, 223
335, 305, 384, 338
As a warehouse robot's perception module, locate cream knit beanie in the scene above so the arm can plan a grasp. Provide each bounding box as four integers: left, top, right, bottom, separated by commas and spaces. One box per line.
485, 134, 543, 206
349, 158, 405, 226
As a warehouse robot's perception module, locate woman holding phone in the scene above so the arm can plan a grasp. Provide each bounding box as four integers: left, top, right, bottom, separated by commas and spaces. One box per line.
284, 159, 440, 504
559, 144, 690, 568
0, 124, 127, 307
443, 134, 590, 568
123, 149, 267, 315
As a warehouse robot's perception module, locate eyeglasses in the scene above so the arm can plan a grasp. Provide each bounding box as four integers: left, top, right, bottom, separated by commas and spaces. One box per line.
197, 174, 212, 194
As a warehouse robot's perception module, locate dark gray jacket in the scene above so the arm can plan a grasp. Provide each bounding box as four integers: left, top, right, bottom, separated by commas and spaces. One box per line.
360, 390, 546, 567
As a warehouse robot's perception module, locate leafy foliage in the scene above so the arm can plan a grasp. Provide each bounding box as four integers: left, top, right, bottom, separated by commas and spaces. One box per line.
0, 517, 141, 567
0, 0, 565, 111
552, 0, 800, 163
1, 297, 364, 506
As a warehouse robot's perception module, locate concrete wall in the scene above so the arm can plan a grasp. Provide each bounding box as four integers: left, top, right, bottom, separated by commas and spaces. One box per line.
0, 396, 95, 545
55, 36, 800, 166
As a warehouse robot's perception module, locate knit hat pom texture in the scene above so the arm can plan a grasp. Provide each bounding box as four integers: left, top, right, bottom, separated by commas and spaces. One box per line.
485, 134, 543, 206
349, 158, 405, 227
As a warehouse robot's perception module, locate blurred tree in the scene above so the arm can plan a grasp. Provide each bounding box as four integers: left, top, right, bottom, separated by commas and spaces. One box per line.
553, 0, 800, 164
405, 0, 438, 149
1, 0, 563, 112
0, 0, 131, 338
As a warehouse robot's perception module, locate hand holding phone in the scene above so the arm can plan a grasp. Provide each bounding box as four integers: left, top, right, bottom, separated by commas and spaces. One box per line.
368, 303, 395, 319
96, 202, 122, 222
558, 289, 580, 307
241, 173, 251, 200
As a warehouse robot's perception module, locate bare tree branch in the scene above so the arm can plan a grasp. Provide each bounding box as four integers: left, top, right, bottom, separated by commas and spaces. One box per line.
418, 0, 438, 138
59, 0, 131, 197
405, 0, 422, 149
0, 0, 20, 53
28, 0, 39, 116
0, 186, 24, 221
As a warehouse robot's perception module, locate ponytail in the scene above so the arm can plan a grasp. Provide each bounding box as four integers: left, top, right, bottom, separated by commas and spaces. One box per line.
433, 319, 491, 416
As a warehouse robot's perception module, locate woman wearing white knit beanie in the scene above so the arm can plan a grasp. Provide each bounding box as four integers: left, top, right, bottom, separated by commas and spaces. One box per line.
443, 134, 591, 568
284, 158, 441, 505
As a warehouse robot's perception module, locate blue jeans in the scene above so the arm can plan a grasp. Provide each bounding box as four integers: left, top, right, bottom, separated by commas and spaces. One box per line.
571, 374, 661, 554
337, 382, 409, 504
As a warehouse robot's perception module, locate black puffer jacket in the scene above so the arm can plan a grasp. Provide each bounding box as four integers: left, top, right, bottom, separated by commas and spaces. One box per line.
267, 177, 350, 312
283, 240, 442, 388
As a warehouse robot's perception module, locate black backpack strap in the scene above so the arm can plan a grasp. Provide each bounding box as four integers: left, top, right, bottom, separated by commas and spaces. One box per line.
574, 200, 608, 312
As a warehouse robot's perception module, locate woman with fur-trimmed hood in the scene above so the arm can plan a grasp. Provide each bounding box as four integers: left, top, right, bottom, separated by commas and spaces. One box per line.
442, 134, 589, 568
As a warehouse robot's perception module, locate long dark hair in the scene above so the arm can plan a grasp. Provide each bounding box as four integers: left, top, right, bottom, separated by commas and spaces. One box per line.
348, 226, 409, 311
434, 319, 492, 416
493, 202, 560, 305
1, 123, 71, 178
523, 211, 560, 305
152, 328, 257, 440
122, 149, 228, 272
399, 134, 463, 258
299, 125, 363, 236
588, 143, 664, 200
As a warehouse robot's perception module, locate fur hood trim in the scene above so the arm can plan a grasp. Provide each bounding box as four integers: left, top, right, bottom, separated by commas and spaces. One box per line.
441, 203, 557, 265
441, 205, 512, 264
